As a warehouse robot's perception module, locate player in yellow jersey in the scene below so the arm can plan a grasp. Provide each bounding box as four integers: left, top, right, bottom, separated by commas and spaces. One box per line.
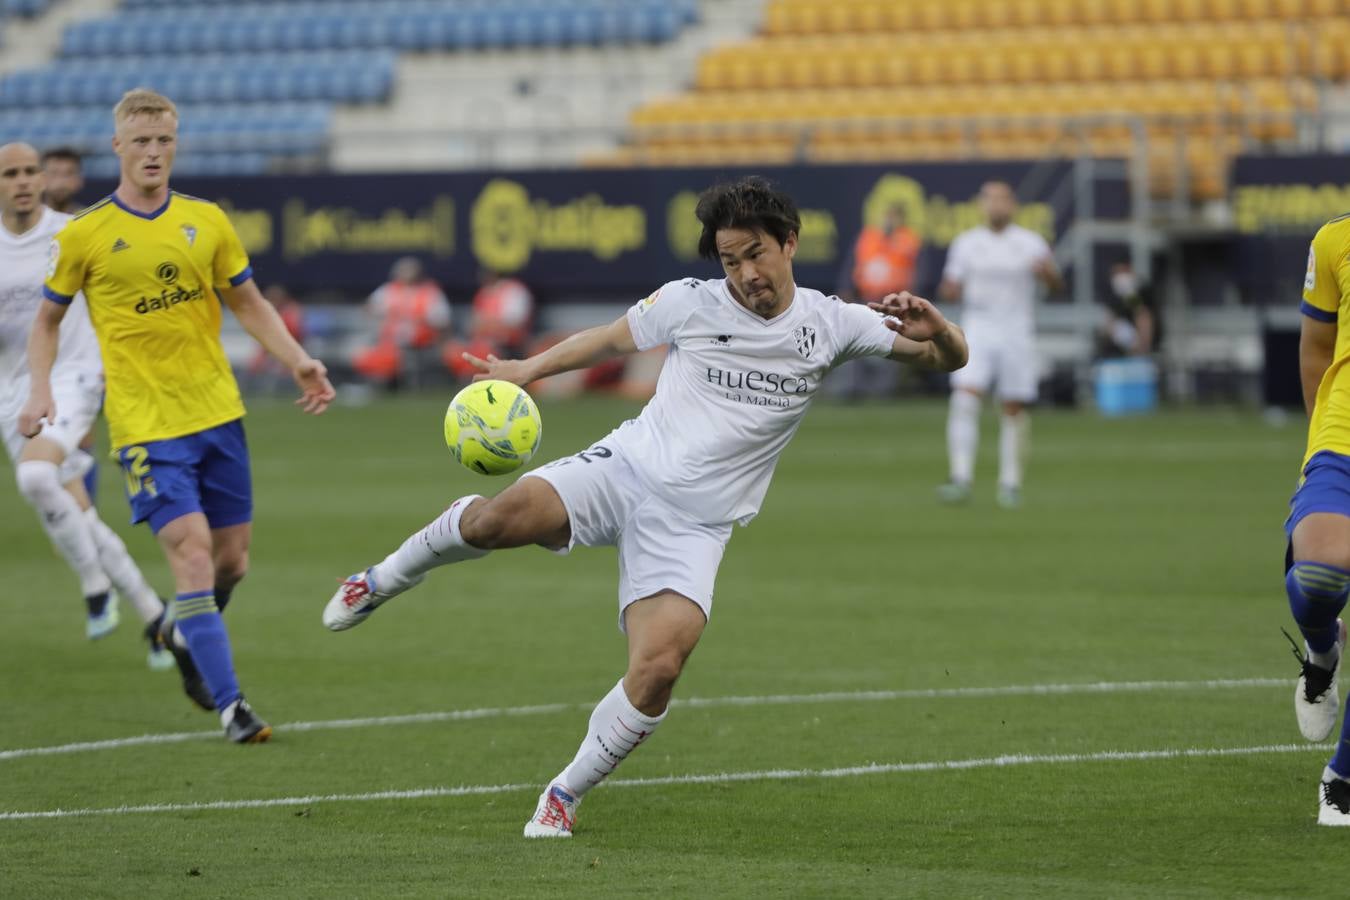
19, 89, 335, 744
1284, 212, 1350, 824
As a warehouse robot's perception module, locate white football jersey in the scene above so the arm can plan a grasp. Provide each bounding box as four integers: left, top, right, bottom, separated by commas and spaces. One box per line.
0, 207, 101, 420
942, 224, 1052, 337
611, 277, 895, 525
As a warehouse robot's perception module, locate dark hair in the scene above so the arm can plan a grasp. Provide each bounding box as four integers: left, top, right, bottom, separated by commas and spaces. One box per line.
695, 176, 801, 261
40, 146, 83, 167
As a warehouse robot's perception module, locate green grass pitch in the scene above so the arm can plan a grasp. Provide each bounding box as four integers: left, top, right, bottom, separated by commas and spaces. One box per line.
0, 394, 1337, 897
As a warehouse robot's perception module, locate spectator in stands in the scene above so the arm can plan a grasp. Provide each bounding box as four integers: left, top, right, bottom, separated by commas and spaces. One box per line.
444, 267, 535, 382
1095, 261, 1159, 360
39, 146, 84, 214
831, 204, 922, 401
353, 256, 451, 390
246, 285, 307, 392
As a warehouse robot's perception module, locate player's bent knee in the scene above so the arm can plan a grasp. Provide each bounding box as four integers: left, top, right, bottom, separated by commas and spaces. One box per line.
15, 459, 63, 506
628, 647, 687, 695
214, 553, 248, 589
1293, 514, 1350, 571
462, 482, 566, 549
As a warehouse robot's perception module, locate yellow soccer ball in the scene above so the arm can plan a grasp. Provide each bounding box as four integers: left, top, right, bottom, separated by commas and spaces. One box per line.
443, 379, 543, 476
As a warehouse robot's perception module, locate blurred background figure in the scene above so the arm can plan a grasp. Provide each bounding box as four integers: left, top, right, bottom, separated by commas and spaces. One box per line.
1095, 261, 1159, 360
444, 267, 535, 383
831, 203, 922, 401
245, 285, 308, 394
40, 146, 98, 506
353, 256, 451, 391
39, 146, 84, 214
939, 181, 1062, 509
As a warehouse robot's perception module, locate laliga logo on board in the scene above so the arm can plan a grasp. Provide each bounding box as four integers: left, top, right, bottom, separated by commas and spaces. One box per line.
470, 179, 646, 274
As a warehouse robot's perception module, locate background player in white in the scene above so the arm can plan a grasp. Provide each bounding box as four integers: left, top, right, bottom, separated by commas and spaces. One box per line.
0, 142, 169, 665
322, 177, 968, 837
938, 180, 1062, 508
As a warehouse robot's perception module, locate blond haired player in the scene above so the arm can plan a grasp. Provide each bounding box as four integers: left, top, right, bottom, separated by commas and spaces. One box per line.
20, 90, 335, 743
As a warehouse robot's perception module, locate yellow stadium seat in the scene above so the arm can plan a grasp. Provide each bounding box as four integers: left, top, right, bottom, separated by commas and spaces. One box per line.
1235, 40, 1270, 78
1110, 0, 1146, 23
1239, 0, 1275, 18
1202, 44, 1237, 78
1142, 0, 1174, 22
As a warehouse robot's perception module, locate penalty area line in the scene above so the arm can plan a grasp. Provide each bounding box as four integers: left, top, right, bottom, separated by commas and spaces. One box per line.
0, 741, 1327, 822
0, 677, 1286, 763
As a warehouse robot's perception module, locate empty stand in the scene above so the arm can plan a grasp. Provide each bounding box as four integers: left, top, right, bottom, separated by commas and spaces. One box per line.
613, 0, 1346, 201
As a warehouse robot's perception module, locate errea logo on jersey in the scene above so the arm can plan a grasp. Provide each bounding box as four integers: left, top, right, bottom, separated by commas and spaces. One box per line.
45, 239, 59, 278
1306, 245, 1317, 292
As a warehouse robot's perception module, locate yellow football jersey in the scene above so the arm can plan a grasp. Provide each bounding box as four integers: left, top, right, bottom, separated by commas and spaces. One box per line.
1302, 213, 1350, 468
44, 192, 251, 449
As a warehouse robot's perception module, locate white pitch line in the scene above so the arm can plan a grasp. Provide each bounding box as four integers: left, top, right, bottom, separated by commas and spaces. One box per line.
0, 677, 1287, 763
0, 741, 1327, 822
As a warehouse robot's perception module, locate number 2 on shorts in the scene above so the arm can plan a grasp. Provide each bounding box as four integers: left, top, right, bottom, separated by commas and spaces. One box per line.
121, 445, 157, 498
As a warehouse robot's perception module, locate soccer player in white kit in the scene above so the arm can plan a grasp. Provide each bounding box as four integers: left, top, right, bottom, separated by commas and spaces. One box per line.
322, 177, 968, 837
0, 142, 170, 665
938, 181, 1062, 508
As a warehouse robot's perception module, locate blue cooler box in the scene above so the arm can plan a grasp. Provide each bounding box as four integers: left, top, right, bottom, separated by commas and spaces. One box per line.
1094, 358, 1158, 416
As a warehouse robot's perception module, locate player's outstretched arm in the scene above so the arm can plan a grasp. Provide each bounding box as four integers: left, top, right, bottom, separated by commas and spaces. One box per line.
870, 292, 968, 372
464, 313, 638, 386
18, 299, 68, 438
221, 279, 335, 414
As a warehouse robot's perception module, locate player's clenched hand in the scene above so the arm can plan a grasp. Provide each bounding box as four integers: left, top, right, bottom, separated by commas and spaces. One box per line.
462, 352, 534, 386
868, 292, 951, 342
18, 389, 54, 439
292, 358, 335, 414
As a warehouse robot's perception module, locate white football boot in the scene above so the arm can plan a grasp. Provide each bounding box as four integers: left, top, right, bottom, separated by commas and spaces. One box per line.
1294, 619, 1347, 742
1320, 770, 1350, 826
323, 567, 423, 631
523, 783, 579, 838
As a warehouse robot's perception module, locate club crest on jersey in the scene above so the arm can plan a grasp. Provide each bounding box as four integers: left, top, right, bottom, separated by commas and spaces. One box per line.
181, 224, 197, 247
792, 325, 816, 359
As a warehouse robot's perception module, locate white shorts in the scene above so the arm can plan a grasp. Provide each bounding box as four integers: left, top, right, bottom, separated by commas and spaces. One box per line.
949, 327, 1038, 402
1, 367, 103, 480
522, 440, 733, 631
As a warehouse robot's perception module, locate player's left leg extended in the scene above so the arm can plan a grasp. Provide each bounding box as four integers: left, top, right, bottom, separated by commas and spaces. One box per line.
525, 592, 706, 839
324, 476, 570, 631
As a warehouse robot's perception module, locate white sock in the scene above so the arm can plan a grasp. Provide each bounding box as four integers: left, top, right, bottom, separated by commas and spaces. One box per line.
556, 678, 666, 799
369, 495, 488, 592
998, 412, 1029, 489
1310, 643, 1341, 671
16, 460, 110, 597
83, 508, 164, 624
947, 391, 980, 485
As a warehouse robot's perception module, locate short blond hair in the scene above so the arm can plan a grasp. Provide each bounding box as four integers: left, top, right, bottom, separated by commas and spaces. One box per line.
113, 88, 178, 126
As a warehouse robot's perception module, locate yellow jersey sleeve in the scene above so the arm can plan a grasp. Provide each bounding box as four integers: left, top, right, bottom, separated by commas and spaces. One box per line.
210, 205, 252, 290
1303, 219, 1349, 323
42, 222, 88, 306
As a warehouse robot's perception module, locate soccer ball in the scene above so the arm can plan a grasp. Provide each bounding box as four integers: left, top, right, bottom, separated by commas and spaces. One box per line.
443, 379, 543, 475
